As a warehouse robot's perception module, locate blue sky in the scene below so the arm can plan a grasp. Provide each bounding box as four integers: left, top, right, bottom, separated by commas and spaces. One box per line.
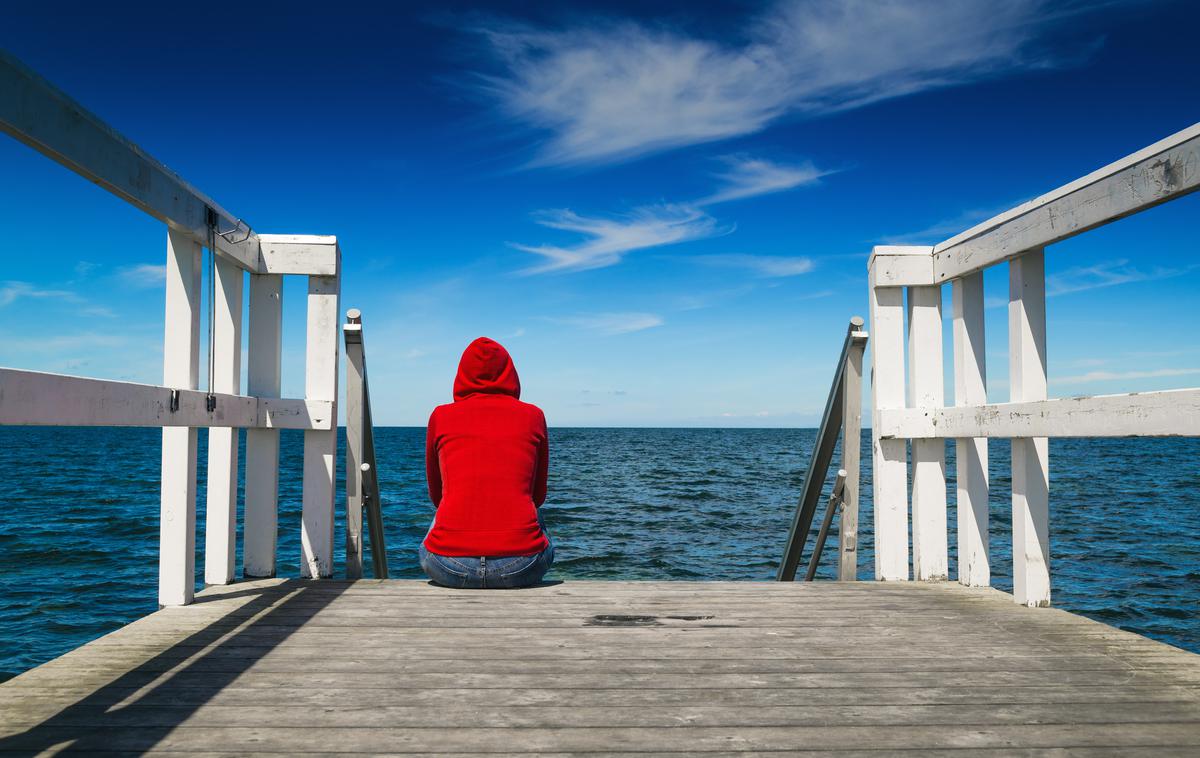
3, 0, 1198, 426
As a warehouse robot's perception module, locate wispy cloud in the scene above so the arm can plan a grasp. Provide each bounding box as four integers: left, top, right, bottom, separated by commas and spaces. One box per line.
880, 200, 1031, 245
700, 156, 830, 205
473, 0, 1080, 166
555, 312, 664, 335
1046, 259, 1198, 297
0, 281, 81, 308
118, 263, 167, 289
691, 254, 816, 278
1053, 367, 1200, 384
511, 204, 728, 274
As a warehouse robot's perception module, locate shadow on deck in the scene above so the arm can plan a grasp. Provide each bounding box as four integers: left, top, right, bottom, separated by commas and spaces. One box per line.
2, 579, 1200, 754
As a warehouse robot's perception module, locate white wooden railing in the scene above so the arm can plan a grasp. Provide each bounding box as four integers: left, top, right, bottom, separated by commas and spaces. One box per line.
868, 123, 1200, 606
0, 52, 343, 606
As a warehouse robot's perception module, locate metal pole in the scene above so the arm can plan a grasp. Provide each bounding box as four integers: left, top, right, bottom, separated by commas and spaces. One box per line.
804, 471, 847, 581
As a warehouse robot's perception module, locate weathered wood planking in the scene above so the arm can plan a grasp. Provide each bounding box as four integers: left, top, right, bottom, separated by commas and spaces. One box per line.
2, 579, 1199, 754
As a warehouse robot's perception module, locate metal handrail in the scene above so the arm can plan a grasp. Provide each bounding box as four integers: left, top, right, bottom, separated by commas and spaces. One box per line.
344, 309, 389, 579
777, 317, 867, 581
804, 470, 847, 581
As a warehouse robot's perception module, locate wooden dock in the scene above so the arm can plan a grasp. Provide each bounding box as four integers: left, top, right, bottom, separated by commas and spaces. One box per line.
3, 579, 1200, 754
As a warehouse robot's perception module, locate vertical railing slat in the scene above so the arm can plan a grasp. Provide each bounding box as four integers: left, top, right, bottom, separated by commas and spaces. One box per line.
838, 327, 866, 581
907, 285, 948, 581
1009, 250, 1051, 606
301, 273, 341, 578
953, 272, 990, 586
159, 229, 202, 606
344, 310, 366, 580
203, 256, 243, 586
243, 273, 283, 578
869, 273, 909, 581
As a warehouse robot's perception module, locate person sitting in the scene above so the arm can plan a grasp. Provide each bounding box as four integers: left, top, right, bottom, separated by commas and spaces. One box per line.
418, 337, 553, 588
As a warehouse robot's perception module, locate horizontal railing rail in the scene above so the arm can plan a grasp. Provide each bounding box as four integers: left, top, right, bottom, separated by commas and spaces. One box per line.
867, 122, 1200, 606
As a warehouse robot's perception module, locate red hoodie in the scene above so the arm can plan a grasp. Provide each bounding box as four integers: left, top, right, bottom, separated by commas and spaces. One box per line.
423, 337, 550, 557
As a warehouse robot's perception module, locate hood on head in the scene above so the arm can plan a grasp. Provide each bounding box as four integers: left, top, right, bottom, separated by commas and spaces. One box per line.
452, 337, 521, 401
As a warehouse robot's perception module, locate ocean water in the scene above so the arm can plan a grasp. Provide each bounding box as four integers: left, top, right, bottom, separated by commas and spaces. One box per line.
0, 426, 1198, 681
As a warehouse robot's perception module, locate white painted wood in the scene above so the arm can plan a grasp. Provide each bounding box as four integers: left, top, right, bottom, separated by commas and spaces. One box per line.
344, 312, 366, 580
301, 274, 341, 579
838, 329, 866, 581
0, 368, 329, 430
906, 285, 947, 582
0, 50, 261, 272
1010, 251, 1050, 608
244, 274, 283, 579
878, 388, 1200, 439
952, 273, 989, 588
867, 260, 909, 581
159, 229, 201, 607
933, 124, 1200, 282
204, 257, 243, 586
258, 235, 340, 276
867, 246, 935, 287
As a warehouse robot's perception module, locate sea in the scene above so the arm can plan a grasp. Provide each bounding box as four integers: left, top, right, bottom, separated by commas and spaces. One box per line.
1, 427, 1198, 681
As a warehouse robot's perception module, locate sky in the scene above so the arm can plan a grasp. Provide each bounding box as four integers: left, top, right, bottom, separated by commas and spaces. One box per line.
2, 0, 1198, 427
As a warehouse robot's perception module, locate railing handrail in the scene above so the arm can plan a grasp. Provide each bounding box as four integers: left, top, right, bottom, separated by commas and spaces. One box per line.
866, 125, 1200, 605
777, 318, 867, 581
344, 309, 389, 579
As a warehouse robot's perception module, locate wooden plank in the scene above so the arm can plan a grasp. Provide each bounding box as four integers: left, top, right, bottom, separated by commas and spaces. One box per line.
244, 407, 281, 570
301, 275, 340, 578
953, 272, 990, 588
867, 246, 935, 286
907, 285, 947, 581
157, 229, 201, 607
839, 327, 866, 581
933, 123, 1200, 281
1010, 251, 1051, 608
258, 234, 340, 276
0, 368, 330, 430
343, 312, 366, 579
868, 269, 909, 581
204, 257, 243, 586
0, 50, 262, 272
879, 387, 1200, 439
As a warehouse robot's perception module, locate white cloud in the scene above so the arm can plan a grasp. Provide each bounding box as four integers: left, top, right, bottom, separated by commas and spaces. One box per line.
474, 0, 1073, 166
511, 204, 727, 274
1053, 367, 1200, 384
0, 281, 80, 307
691, 254, 816, 278
700, 156, 831, 205
556, 312, 664, 335
1046, 259, 1198, 297
118, 264, 167, 288
880, 200, 1031, 245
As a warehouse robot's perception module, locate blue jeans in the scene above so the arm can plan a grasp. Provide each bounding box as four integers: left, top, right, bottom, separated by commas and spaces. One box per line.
418, 513, 554, 589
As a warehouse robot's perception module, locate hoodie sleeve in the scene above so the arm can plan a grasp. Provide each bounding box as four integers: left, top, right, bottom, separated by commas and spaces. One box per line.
425, 409, 442, 508
532, 409, 549, 508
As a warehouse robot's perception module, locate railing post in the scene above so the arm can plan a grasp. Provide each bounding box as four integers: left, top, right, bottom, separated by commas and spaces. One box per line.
243, 273, 282, 578
344, 309, 366, 580
301, 268, 341, 578
838, 326, 867, 581
953, 272, 990, 586
1009, 250, 1050, 607
203, 256, 243, 585
868, 253, 910, 581
907, 284, 947, 581
159, 228, 201, 606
